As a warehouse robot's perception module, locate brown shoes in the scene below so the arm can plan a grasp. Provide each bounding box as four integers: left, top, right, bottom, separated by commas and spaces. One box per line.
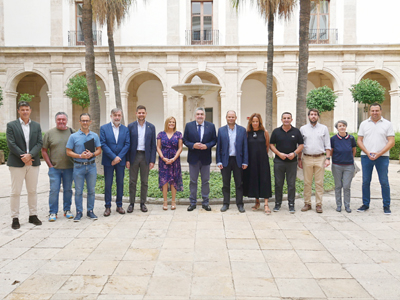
104, 207, 111, 217
316, 205, 323, 213
127, 204, 134, 213
116, 207, 125, 214
301, 204, 312, 212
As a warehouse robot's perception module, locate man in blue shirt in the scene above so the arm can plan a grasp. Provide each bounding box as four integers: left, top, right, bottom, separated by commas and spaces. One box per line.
66, 113, 102, 222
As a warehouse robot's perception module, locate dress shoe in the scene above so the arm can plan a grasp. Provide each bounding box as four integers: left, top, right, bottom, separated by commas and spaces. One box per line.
29, 215, 42, 226
316, 204, 323, 213
187, 204, 196, 211
127, 203, 134, 213
202, 204, 211, 211
116, 206, 125, 214
140, 204, 148, 213
336, 206, 342, 212
237, 205, 245, 213
301, 204, 312, 212
104, 207, 111, 217
220, 204, 229, 212
11, 218, 20, 230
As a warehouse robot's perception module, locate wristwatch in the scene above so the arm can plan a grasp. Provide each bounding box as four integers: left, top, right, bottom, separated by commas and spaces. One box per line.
326, 157, 331, 161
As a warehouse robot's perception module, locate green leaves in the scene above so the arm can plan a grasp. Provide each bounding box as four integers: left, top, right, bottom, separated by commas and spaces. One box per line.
19, 93, 34, 102
65, 75, 91, 110
0, 86, 3, 107
306, 86, 337, 113
349, 78, 386, 105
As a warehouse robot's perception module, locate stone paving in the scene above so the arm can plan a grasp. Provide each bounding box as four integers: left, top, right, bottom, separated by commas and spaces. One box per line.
0, 159, 400, 299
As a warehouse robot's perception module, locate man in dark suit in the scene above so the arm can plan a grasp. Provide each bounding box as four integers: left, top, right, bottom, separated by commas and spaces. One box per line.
100, 108, 130, 217
6, 101, 43, 229
183, 107, 217, 211
126, 105, 156, 213
216, 110, 248, 213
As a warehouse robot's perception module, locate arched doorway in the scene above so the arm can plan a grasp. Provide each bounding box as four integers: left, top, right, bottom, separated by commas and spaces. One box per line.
126, 72, 164, 133
70, 73, 107, 130
240, 72, 277, 129
359, 71, 394, 128
183, 72, 221, 129
15, 73, 50, 131
307, 71, 336, 132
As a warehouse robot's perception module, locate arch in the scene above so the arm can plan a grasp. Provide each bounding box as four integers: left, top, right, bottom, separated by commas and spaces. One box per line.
308, 67, 342, 91
238, 68, 282, 92
64, 69, 109, 91
6, 69, 51, 92
122, 68, 166, 92
181, 68, 225, 90
357, 67, 399, 91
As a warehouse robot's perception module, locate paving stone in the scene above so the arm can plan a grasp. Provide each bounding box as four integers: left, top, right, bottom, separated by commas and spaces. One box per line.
231, 261, 272, 278
191, 276, 235, 297
101, 275, 150, 295
233, 277, 279, 297
268, 262, 313, 278
13, 274, 69, 294
306, 263, 352, 278
57, 275, 109, 294
275, 278, 326, 298
318, 278, 372, 298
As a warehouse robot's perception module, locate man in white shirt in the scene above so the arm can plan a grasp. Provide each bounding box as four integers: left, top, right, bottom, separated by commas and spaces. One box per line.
298, 109, 331, 213
356, 103, 395, 214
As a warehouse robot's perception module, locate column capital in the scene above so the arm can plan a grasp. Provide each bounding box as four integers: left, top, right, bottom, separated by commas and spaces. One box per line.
389, 89, 400, 97
120, 91, 129, 97
334, 90, 343, 96
223, 66, 239, 73
5, 91, 18, 97
275, 90, 285, 97
46, 91, 52, 98
219, 91, 226, 98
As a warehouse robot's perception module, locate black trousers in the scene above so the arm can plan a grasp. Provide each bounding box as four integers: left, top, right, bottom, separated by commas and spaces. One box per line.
274, 159, 298, 205
221, 156, 244, 206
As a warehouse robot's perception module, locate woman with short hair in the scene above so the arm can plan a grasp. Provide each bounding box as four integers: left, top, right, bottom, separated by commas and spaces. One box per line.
157, 117, 183, 210
330, 120, 357, 213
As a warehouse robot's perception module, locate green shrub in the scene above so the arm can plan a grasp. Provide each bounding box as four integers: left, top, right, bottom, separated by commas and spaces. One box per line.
306, 86, 337, 113
349, 78, 385, 106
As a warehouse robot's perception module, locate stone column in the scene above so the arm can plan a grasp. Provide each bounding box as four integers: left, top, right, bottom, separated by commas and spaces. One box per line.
333, 90, 343, 132
49, 68, 65, 122
281, 61, 298, 125
219, 90, 226, 127
236, 91, 242, 125
167, 0, 180, 45
120, 91, 129, 125
275, 91, 285, 126
4, 91, 18, 125
341, 63, 358, 132
389, 90, 400, 132
222, 57, 239, 123
107, 69, 116, 110
165, 60, 182, 131
104, 91, 112, 123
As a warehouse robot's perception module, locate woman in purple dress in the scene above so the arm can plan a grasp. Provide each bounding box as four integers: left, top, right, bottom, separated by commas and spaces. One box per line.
157, 116, 183, 210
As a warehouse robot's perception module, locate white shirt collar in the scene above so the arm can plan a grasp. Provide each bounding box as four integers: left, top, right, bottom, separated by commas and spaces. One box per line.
19, 118, 31, 125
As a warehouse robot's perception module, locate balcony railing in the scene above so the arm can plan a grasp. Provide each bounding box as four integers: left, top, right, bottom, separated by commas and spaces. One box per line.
185, 30, 219, 45
309, 29, 338, 44
68, 31, 102, 46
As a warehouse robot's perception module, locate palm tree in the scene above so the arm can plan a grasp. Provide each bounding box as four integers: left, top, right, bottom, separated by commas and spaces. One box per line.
295, 0, 311, 128
232, 0, 296, 133
82, 0, 101, 135
93, 0, 133, 124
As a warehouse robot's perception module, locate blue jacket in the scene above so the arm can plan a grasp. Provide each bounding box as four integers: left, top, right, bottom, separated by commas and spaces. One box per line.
216, 124, 248, 168
183, 120, 217, 165
127, 121, 156, 165
100, 122, 130, 166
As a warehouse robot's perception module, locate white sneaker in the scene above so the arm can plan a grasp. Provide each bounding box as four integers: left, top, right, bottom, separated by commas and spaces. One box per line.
48, 214, 57, 222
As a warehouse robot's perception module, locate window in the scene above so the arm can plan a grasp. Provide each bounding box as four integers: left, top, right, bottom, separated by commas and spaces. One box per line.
191, 1, 213, 45
309, 0, 330, 44
205, 108, 213, 123
74, 2, 98, 45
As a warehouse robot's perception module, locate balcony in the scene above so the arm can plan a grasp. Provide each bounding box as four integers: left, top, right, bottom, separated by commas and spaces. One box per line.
68, 31, 102, 46
185, 30, 219, 45
309, 29, 338, 45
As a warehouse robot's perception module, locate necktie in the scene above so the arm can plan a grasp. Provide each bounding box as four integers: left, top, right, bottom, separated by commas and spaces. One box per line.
198, 124, 201, 142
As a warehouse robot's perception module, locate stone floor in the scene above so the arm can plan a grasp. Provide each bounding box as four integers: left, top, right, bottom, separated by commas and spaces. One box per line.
0, 159, 400, 299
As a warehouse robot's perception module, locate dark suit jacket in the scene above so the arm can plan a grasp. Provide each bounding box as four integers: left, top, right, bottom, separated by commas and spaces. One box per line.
183, 120, 217, 165
127, 121, 156, 165
100, 122, 130, 166
216, 124, 249, 168
6, 119, 43, 167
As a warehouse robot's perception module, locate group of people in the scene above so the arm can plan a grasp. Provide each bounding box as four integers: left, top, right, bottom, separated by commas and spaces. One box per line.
6, 101, 395, 230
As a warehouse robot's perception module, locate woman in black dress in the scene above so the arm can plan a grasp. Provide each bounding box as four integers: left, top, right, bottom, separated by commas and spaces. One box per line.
243, 113, 272, 214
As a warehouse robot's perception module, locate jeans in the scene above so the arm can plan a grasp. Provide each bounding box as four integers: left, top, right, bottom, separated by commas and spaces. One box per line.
361, 155, 390, 208
331, 164, 354, 210
104, 164, 125, 208
48, 167, 73, 214
73, 163, 97, 213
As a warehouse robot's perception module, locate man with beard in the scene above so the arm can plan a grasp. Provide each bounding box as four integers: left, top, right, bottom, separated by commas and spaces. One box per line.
42, 112, 75, 222
126, 105, 156, 213
100, 108, 130, 216
298, 109, 331, 213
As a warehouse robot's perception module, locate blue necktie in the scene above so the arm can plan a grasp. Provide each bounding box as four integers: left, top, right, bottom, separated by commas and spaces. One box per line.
198, 124, 201, 142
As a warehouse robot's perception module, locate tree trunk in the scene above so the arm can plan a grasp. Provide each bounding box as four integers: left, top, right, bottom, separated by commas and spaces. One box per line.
296, 0, 311, 128
265, 10, 274, 133
82, 0, 100, 135
107, 17, 124, 125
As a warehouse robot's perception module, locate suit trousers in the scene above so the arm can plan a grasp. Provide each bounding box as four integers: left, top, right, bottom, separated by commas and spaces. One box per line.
9, 166, 40, 218
104, 164, 125, 208
302, 155, 325, 206
189, 160, 210, 205
129, 151, 149, 204
221, 156, 244, 206
274, 159, 298, 205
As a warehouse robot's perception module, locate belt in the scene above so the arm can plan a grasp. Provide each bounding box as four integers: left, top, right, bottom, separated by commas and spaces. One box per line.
137, 150, 145, 153
303, 153, 325, 157
74, 159, 95, 165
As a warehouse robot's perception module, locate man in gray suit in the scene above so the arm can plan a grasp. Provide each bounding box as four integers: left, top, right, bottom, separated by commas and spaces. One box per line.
6, 101, 43, 229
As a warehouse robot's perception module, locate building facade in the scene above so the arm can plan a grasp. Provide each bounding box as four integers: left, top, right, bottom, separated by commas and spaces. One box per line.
0, 0, 399, 134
